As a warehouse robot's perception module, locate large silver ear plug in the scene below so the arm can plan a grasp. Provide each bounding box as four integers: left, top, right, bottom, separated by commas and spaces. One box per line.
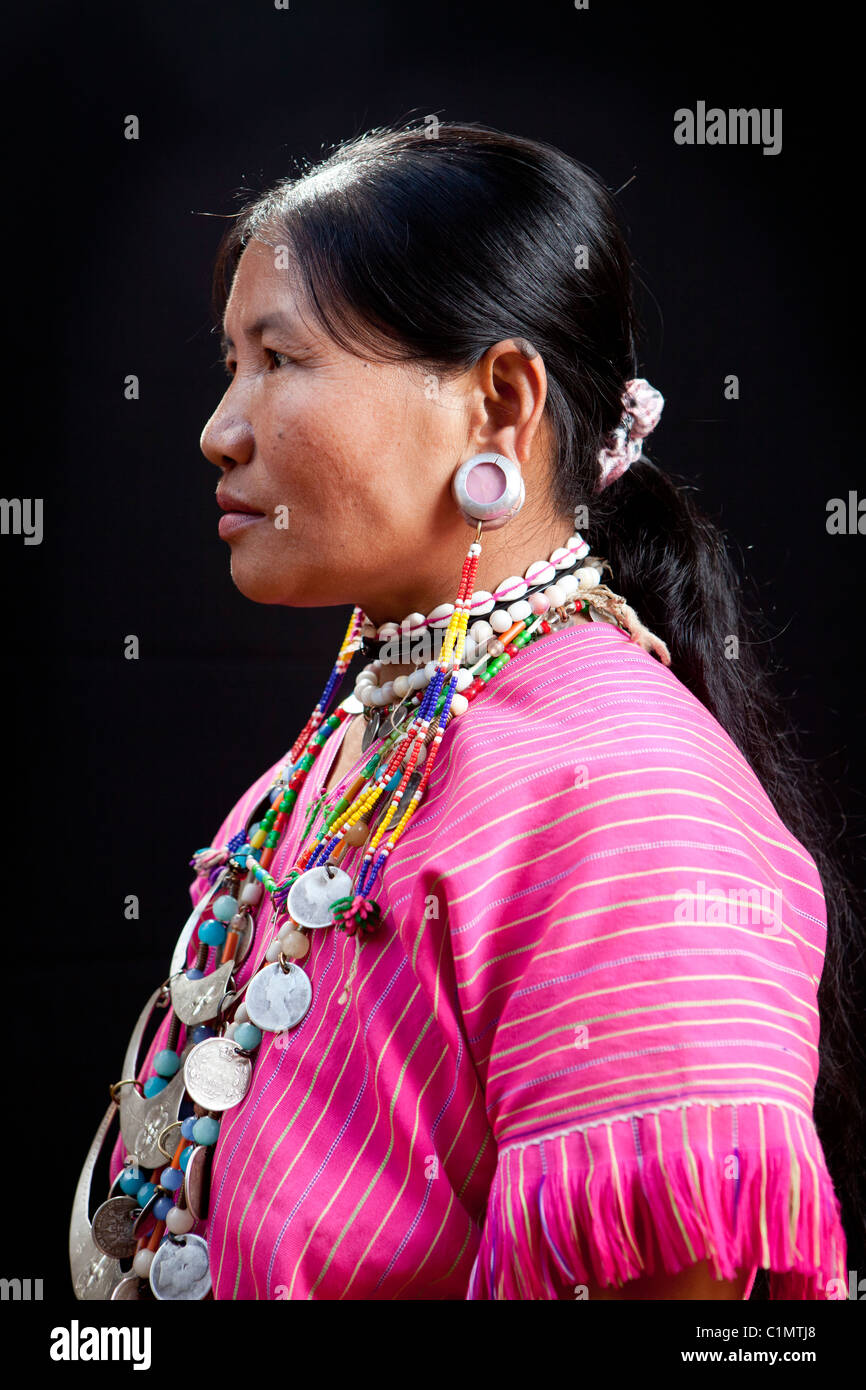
450, 452, 525, 531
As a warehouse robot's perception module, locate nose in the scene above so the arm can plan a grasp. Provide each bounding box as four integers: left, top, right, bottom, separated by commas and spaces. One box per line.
200, 395, 255, 471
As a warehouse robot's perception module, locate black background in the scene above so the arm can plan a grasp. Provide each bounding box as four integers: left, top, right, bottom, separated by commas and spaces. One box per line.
3, 0, 863, 1303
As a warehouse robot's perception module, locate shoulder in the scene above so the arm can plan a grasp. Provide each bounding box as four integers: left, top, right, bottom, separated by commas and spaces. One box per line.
417, 619, 826, 967
436, 619, 784, 829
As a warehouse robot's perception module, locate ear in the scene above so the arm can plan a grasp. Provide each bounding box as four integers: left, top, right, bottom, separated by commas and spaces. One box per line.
468, 338, 548, 466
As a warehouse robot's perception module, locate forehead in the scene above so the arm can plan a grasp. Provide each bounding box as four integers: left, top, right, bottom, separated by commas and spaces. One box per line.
221, 239, 311, 346
225, 239, 296, 312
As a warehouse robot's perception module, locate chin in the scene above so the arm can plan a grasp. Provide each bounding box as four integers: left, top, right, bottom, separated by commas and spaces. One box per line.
228, 556, 335, 609
229, 558, 291, 606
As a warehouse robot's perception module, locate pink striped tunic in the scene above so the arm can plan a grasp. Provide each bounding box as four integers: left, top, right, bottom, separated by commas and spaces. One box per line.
110, 619, 847, 1299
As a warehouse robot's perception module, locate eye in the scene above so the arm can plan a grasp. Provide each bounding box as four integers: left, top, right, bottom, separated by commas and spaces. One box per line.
266, 348, 294, 369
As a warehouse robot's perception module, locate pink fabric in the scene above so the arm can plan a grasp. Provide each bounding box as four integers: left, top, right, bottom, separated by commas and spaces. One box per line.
110, 619, 846, 1299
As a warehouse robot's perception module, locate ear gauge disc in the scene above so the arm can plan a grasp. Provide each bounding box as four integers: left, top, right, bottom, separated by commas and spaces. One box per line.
451, 452, 525, 531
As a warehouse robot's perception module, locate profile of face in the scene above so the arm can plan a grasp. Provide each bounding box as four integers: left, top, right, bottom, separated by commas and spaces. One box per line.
200, 238, 554, 625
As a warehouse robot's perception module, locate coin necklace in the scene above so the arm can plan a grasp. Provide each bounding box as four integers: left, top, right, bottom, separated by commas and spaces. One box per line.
78, 529, 633, 1300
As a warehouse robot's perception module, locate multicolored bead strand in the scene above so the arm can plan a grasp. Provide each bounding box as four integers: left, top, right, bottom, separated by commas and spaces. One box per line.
288, 607, 364, 763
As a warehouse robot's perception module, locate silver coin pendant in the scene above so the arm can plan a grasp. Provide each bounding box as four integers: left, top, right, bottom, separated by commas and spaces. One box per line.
91, 1196, 140, 1259
183, 1037, 252, 1112
149, 1233, 212, 1301
286, 864, 354, 929
245, 961, 312, 1033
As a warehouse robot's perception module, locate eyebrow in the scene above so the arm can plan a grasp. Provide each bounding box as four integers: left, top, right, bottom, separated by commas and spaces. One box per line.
219, 311, 301, 358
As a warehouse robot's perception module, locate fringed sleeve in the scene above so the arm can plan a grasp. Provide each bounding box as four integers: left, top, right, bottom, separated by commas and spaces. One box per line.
467, 1099, 847, 1300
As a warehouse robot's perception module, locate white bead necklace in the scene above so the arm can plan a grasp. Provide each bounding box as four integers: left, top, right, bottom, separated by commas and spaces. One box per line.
353, 531, 608, 709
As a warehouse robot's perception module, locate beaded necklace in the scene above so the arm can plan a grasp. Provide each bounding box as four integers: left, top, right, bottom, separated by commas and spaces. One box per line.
71, 525, 670, 1301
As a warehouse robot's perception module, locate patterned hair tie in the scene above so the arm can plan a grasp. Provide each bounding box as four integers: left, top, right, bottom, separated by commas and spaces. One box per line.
596, 378, 665, 490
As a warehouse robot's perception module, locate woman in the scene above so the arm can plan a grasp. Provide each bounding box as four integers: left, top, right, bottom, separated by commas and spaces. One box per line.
77, 121, 862, 1301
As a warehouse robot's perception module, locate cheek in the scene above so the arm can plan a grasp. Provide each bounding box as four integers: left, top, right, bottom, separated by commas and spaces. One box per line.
256, 368, 456, 542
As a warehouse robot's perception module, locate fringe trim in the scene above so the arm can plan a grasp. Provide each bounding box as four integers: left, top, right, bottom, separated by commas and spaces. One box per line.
466, 1101, 847, 1301
582, 581, 672, 666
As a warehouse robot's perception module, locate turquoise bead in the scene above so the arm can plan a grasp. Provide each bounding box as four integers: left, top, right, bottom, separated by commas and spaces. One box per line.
143, 1075, 167, 1098
136, 1181, 157, 1207
153, 1049, 181, 1078
192, 1116, 220, 1145
212, 895, 238, 922
234, 1023, 262, 1052
119, 1164, 143, 1196
179, 1145, 193, 1171
199, 920, 227, 947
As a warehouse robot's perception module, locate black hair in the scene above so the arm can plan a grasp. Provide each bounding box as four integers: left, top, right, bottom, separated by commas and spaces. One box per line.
210, 120, 866, 1291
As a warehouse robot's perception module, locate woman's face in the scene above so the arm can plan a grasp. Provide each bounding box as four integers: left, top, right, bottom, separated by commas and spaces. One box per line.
200, 238, 491, 623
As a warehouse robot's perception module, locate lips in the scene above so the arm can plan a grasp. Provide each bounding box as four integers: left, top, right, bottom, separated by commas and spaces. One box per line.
216, 493, 265, 516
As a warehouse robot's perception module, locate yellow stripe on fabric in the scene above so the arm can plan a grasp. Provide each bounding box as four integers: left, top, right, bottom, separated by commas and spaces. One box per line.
391, 721, 811, 886
606, 1120, 644, 1270
340, 1042, 449, 1298
457, 898, 805, 985
757, 1103, 771, 1267
486, 1012, 815, 1084
680, 1106, 713, 1241
583, 1127, 597, 1251
440, 1082, 486, 1172
220, 932, 379, 1295
455, 1125, 492, 1200
496, 1073, 813, 1144
497, 1061, 813, 1122
779, 1104, 803, 1259
432, 893, 450, 1020
390, 699, 782, 858
502, 1151, 529, 1298
480, 997, 813, 1072
497, 1094, 812, 1155
408, 787, 797, 965
451, 858, 801, 969
654, 1112, 697, 1263
386, 663, 822, 883
391, 1186, 457, 1297
228, 928, 400, 1289
559, 1132, 585, 1274
517, 1146, 536, 1291
793, 1109, 821, 1266
420, 774, 812, 903
300, 998, 431, 1298
489, 981, 816, 1047
465, 934, 812, 1025
430, 1214, 475, 1286
234, 961, 418, 1296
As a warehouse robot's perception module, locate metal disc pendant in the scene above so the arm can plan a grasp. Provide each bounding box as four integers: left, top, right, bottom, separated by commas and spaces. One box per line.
91, 1196, 140, 1259
184, 1145, 212, 1223
183, 1037, 251, 1112
286, 864, 354, 930
170, 960, 236, 1026
245, 961, 313, 1033
149, 1233, 212, 1301
119, 1067, 188, 1171
111, 1274, 144, 1301
361, 710, 381, 753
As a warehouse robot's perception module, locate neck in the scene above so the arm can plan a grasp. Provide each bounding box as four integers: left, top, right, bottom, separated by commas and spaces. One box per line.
362, 514, 582, 687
